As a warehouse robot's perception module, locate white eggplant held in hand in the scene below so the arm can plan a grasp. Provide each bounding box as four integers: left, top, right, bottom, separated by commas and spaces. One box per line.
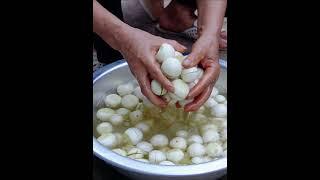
181, 67, 201, 83
155, 43, 175, 63
169, 79, 189, 100
161, 57, 182, 79
151, 80, 167, 96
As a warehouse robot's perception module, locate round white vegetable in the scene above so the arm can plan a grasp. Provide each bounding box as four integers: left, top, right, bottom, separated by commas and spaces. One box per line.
128, 154, 144, 160
150, 134, 169, 148
188, 127, 200, 136
121, 94, 139, 109
155, 43, 175, 63
210, 87, 219, 97
181, 67, 200, 83
127, 147, 144, 159
176, 130, 188, 138
166, 149, 184, 163
135, 102, 144, 112
135, 122, 150, 133
104, 94, 122, 108
175, 51, 185, 63
211, 118, 227, 130
136, 158, 149, 163
205, 98, 218, 108
124, 127, 143, 145
151, 80, 167, 96
201, 124, 218, 133
159, 160, 175, 165
187, 143, 206, 157
117, 83, 134, 96
187, 135, 203, 145
202, 156, 213, 162
97, 133, 117, 148
191, 157, 204, 164
149, 150, 167, 163
136, 141, 153, 153
112, 148, 127, 156
129, 110, 143, 124
96, 122, 113, 135
169, 79, 189, 100
192, 113, 207, 124
169, 137, 187, 150
114, 133, 124, 146
109, 114, 124, 126
116, 108, 130, 118
214, 95, 226, 103
132, 86, 145, 100
161, 58, 182, 79
96, 108, 115, 121
206, 142, 223, 157
202, 129, 220, 143
211, 104, 227, 118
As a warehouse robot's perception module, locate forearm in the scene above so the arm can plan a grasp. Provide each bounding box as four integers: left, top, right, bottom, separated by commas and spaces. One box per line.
93, 0, 132, 51
196, 0, 227, 37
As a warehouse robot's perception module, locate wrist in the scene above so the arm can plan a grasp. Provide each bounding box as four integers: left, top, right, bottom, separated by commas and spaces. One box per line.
198, 26, 221, 38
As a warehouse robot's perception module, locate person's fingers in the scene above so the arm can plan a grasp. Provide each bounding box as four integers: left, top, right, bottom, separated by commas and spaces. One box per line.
143, 55, 174, 92
182, 40, 207, 68
184, 85, 213, 112
221, 31, 227, 40
137, 73, 167, 108
187, 59, 220, 98
219, 38, 227, 49
165, 40, 187, 53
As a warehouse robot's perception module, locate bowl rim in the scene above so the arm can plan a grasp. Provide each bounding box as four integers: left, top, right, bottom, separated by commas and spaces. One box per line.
93, 59, 227, 176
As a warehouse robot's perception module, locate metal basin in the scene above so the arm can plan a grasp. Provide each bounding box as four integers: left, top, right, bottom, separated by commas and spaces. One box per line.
93, 59, 227, 180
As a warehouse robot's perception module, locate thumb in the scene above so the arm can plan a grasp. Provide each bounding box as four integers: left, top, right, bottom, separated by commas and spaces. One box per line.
183, 44, 205, 68
166, 40, 187, 53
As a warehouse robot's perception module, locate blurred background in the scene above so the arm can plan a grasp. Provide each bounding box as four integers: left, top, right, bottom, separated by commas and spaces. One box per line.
93, 0, 227, 72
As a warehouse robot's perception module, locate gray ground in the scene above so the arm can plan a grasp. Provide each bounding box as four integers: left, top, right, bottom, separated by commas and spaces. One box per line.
93, 0, 227, 71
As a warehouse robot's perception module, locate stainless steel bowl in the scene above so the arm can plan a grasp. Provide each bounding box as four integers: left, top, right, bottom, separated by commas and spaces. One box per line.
93, 59, 227, 180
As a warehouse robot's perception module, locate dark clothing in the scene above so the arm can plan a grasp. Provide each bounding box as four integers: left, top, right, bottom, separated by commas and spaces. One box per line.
93, 0, 124, 64
93, 0, 228, 64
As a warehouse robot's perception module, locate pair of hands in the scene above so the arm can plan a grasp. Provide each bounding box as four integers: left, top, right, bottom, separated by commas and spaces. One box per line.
119, 27, 220, 112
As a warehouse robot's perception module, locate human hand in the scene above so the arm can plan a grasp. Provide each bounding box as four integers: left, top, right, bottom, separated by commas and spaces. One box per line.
182, 34, 221, 112
118, 27, 186, 107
